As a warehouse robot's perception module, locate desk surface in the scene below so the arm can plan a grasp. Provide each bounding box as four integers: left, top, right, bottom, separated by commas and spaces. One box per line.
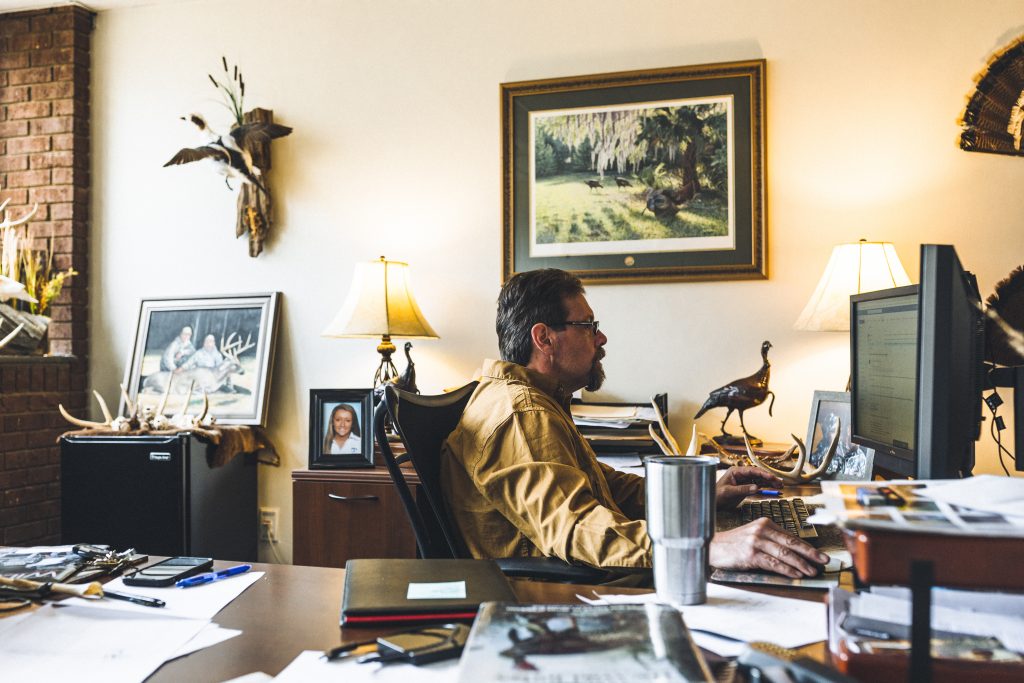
148, 560, 831, 681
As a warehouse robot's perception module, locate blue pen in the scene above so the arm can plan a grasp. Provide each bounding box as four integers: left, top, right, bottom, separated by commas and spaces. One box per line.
758, 489, 782, 496
176, 564, 252, 588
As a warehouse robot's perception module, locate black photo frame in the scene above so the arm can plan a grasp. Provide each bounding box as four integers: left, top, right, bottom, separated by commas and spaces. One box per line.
309, 389, 375, 469
501, 60, 766, 284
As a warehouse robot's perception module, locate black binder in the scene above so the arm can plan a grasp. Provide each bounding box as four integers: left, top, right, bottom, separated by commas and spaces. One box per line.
340, 558, 517, 626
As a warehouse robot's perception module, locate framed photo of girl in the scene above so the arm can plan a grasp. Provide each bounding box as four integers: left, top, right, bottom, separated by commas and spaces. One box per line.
309, 389, 375, 469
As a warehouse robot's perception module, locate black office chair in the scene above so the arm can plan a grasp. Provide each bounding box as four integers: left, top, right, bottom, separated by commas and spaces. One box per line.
374, 382, 613, 583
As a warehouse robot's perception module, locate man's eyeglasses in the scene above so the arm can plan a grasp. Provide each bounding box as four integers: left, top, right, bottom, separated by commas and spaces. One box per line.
556, 320, 600, 335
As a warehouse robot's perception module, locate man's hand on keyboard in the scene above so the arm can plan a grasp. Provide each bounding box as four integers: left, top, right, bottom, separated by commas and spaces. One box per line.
709, 518, 830, 578
715, 466, 783, 509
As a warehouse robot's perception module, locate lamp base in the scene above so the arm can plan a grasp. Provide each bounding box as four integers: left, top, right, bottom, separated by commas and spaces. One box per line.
373, 335, 399, 387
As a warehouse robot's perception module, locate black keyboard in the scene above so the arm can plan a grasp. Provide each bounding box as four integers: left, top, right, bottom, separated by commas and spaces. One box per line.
739, 497, 819, 540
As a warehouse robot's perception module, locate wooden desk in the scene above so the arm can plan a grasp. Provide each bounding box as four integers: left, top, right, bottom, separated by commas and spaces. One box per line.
148, 559, 832, 681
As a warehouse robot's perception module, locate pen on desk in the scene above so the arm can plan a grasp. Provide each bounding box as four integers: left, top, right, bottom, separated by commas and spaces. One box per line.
323, 638, 379, 661
103, 589, 165, 608
176, 564, 252, 588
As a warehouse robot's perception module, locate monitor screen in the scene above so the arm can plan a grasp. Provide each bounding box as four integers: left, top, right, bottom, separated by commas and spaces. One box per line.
850, 285, 920, 476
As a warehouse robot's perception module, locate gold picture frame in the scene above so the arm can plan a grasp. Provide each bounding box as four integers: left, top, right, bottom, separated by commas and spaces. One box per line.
501, 60, 767, 284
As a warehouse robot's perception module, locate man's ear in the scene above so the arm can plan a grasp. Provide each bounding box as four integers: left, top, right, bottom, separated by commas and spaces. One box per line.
530, 322, 554, 356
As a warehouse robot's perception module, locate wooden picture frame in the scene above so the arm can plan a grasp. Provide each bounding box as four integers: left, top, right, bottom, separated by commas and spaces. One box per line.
501, 60, 766, 284
309, 389, 375, 469
121, 293, 280, 426
806, 391, 875, 481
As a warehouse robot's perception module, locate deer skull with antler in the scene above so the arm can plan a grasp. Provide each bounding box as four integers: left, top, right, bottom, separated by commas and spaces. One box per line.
59, 385, 140, 432
58, 379, 211, 432
0, 198, 41, 307
741, 420, 842, 484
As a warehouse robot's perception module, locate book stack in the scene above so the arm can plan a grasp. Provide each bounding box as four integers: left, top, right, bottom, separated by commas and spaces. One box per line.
570, 393, 667, 458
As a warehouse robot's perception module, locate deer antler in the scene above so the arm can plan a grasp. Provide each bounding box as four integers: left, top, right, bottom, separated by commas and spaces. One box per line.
649, 396, 681, 454
58, 390, 117, 430
0, 322, 24, 350
742, 420, 841, 484
648, 423, 672, 455
195, 391, 210, 424
222, 332, 255, 359
0, 200, 38, 230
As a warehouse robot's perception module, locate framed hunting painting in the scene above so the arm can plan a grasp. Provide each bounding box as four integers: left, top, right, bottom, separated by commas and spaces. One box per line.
501, 60, 766, 284
121, 293, 280, 426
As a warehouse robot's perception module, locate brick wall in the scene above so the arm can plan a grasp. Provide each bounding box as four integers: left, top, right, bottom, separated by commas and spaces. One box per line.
0, 6, 92, 546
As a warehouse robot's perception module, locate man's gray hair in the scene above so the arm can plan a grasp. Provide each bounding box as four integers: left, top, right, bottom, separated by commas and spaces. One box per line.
496, 269, 584, 365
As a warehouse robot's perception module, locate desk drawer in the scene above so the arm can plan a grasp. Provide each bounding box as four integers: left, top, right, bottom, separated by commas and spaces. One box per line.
293, 479, 417, 568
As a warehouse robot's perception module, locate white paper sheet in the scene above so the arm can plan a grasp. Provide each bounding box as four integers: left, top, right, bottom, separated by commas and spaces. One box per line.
273, 650, 458, 682
170, 622, 243, 659
920, 475, 1024, 518
0, 603, 208, 683
64, 571, 263, 619
850, 591, 1024, 653
577, 583, 827, 655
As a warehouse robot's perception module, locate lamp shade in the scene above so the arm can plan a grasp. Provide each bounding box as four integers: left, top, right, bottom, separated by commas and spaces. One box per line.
794, 240, 911, 331
322, 257, 439, 339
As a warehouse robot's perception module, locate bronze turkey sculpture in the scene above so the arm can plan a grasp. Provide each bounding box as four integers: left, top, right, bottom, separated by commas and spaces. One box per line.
395, 341, 419, 394
694, 340, 776, 446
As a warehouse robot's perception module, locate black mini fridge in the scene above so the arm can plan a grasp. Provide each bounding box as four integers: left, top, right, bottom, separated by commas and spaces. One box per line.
60, 433, 257, 562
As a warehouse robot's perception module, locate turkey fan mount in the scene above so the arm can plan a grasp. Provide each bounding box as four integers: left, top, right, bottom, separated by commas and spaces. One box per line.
959, 35, 1024, 155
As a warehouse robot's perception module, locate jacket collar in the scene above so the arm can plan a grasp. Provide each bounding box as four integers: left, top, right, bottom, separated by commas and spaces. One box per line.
480, 359, 573, 410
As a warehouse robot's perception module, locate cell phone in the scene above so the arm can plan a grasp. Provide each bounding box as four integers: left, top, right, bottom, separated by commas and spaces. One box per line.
122, 556, 213, 587
375, 623, 470, 666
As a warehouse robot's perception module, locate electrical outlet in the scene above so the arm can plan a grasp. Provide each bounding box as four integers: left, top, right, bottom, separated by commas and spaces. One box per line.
259, 507, 279, 543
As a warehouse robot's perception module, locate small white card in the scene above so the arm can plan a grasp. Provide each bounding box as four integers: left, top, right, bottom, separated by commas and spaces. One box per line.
406, 580, 466, 600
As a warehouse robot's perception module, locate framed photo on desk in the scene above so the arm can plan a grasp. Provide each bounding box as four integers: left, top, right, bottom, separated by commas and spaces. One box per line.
309, 389, 375, 469
806, 391, 874, 480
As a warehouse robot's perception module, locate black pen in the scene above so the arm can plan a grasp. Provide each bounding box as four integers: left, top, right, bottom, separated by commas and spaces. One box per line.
103, 589, 166, 608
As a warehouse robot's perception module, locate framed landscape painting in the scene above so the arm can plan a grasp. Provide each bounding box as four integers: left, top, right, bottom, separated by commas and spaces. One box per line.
501, 60, 766, 284
121, 293, 280, 426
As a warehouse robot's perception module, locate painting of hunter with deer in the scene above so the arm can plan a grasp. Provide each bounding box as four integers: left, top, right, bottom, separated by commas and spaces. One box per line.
122, 293, 280, 426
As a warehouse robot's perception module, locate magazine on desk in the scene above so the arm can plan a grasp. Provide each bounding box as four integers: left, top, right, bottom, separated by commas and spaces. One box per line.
0, 546, 84, 582
813, 480, 1024, 538
456, 602, 713, 682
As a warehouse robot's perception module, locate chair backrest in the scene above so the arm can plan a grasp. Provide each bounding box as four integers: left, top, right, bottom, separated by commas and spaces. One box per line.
374, 381, 478, 560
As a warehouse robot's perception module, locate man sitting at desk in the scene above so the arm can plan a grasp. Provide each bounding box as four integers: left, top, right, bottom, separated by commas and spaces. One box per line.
441, 268, 829, 578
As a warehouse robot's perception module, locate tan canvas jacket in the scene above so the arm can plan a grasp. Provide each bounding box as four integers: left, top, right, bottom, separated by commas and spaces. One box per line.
440, 359, 651, 568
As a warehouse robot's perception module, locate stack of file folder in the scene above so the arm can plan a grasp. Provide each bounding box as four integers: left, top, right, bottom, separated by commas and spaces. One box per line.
570, 393, 667, 457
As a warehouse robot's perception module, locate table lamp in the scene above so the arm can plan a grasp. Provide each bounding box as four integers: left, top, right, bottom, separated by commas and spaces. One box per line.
794, 239, 911, 331
323, 256, 439, 386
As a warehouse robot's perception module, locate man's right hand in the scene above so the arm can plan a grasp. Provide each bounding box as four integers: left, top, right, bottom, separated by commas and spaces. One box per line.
709, 518, 829, 578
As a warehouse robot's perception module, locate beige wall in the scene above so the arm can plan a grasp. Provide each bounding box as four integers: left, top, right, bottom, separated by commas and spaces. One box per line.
90, 0, 1024, 563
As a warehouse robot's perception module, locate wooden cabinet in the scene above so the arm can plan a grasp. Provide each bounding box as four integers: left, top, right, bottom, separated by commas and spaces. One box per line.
292, 467, 419, 568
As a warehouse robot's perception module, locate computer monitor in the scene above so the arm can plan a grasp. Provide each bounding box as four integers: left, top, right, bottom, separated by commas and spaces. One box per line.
850, 285, 920, 477
915, 244, 985, 479
851, 244, 986, 479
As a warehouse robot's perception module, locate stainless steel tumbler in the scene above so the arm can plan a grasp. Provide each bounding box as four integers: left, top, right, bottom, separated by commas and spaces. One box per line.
645, 455, 718, 605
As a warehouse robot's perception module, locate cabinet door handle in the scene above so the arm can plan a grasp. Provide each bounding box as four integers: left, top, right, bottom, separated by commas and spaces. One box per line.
327, 494, 379, 502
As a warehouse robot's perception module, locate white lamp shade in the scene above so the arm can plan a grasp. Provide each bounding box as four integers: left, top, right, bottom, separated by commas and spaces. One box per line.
794, 241, 911, 331
322, 257, 439, 339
